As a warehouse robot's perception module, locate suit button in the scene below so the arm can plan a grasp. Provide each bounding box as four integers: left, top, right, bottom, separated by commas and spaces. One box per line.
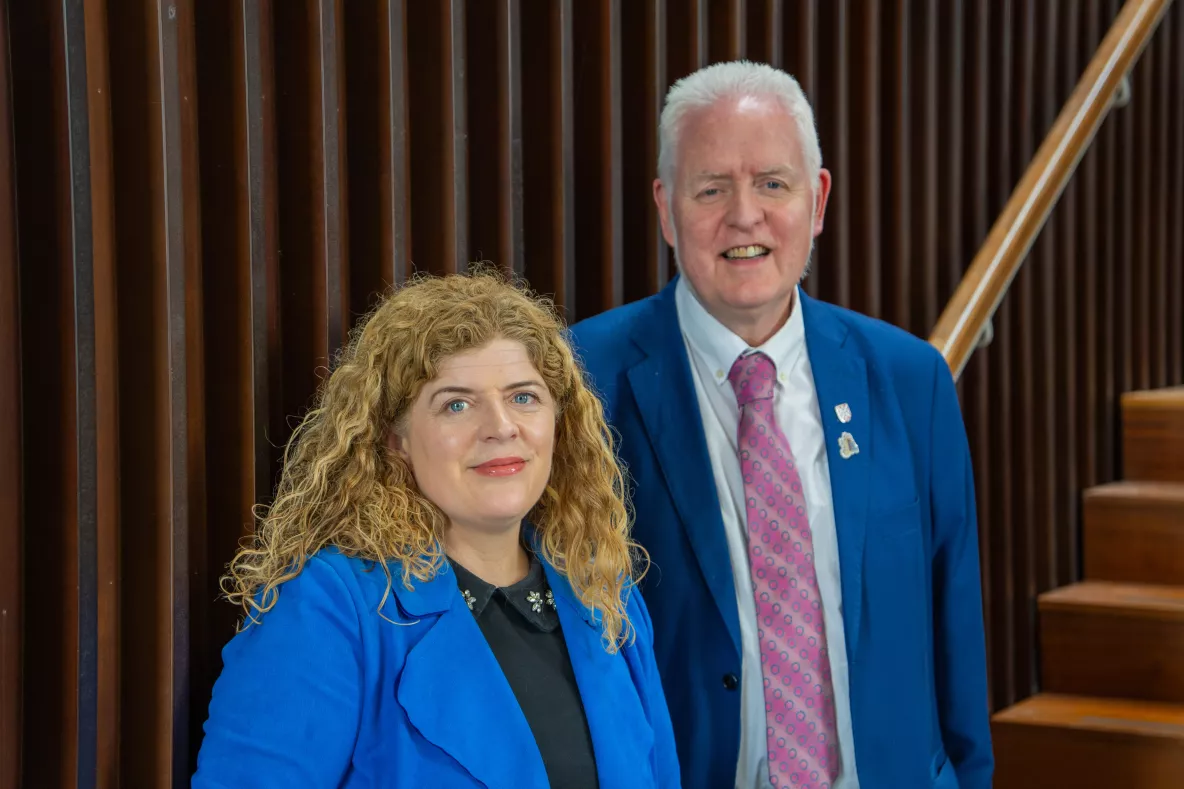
722, 673, 739, 690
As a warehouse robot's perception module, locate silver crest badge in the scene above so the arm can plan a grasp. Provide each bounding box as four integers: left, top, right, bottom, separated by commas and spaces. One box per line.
838, 431, 859, 459
835, 403, 852, 423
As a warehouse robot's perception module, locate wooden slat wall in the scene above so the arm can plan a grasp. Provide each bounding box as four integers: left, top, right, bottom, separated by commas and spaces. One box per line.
1, 0, 1182, 783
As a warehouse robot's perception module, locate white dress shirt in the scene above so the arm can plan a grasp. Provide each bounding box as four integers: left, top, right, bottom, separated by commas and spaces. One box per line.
674, 277, 860, 789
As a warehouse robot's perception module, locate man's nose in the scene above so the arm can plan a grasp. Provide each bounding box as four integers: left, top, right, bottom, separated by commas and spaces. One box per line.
725, 186, 763, 229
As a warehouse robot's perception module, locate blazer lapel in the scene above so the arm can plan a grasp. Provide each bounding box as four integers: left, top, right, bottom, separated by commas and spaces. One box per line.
395, 569, 548, 789
545, 566, 655, 789
626, 281, 743, 657
801, 293, 871, 659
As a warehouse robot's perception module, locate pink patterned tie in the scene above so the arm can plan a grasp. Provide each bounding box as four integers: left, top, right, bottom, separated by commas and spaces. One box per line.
728, 352, 840, 789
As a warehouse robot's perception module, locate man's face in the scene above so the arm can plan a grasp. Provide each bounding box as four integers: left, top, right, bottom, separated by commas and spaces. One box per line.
655, 95, 830, 337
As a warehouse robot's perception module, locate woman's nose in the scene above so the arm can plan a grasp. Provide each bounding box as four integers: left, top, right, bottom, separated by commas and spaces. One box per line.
482, 402, 518, 440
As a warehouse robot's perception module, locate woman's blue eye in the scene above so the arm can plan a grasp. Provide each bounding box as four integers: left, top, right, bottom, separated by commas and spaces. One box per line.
512, 392, 536, 405
447, 401, 467, 413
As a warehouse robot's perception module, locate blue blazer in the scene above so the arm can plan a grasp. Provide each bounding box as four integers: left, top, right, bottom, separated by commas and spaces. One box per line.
569, 279, 994, 789
193, 548, 681, 788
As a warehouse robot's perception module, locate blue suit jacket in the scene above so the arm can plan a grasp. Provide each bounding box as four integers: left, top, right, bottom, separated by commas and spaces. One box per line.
569, 280, 993, 789
193, 548, 680, 788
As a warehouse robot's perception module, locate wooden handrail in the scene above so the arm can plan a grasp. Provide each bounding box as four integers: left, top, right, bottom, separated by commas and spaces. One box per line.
929, 0, 1174, 380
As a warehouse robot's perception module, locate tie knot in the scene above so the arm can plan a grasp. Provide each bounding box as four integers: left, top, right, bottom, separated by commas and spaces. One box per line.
727, 352, 777, 406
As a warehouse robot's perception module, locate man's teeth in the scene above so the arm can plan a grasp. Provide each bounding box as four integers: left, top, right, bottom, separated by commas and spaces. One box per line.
723, 245, 770, 259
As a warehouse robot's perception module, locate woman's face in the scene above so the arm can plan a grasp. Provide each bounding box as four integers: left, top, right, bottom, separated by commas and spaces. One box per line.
392, 338, 557, 535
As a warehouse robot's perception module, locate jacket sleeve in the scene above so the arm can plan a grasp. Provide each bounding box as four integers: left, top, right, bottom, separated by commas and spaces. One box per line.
628, 586, 683, 787
192, 556, 364, 788
928, 353, 995, 789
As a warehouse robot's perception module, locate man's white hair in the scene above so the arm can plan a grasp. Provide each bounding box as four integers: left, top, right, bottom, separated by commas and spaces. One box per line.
657, 60, 822, 191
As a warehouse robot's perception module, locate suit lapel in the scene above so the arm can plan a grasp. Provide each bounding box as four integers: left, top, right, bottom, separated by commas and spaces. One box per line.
801, 293, 870, 659
626, 281, 743, 657
545, 566, 655, 789
396, 571, 548, 789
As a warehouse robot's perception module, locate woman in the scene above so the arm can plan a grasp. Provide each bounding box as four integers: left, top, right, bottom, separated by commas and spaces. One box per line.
192, 270, 681, 788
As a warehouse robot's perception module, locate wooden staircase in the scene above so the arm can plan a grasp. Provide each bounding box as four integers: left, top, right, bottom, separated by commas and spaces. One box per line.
993, 387, 1184, 788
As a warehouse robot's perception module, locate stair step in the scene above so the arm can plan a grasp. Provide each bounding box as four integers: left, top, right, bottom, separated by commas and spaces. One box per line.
1122, 387, 1184, 483
1084, 482, 1184, 584
1039, 582, 1184, 704
992, 693, 1184, 789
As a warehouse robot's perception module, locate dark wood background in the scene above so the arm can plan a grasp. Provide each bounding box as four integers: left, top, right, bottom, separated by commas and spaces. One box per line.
1, 1, 1182, 786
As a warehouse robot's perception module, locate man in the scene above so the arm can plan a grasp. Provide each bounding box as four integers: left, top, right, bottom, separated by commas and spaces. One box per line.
570, 61, 993, 789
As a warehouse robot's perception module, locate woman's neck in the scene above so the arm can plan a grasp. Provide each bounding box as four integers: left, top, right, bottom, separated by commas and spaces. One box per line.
443, 521, 531, 587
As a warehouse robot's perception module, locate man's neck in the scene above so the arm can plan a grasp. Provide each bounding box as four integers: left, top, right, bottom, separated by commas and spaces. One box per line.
716, 291, 797, 348
443, 521, 530, 587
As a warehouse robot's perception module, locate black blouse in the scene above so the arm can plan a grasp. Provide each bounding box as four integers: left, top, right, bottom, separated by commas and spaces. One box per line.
449, 555, 600, 789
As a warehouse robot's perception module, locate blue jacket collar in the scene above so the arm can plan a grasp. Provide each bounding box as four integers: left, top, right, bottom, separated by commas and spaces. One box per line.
392, 549, 653, 788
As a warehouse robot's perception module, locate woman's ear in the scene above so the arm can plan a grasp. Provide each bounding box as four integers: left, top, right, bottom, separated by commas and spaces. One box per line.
386, 428, 411, 465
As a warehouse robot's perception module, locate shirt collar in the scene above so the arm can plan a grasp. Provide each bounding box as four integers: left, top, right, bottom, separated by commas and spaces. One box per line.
674, 275, 807, 386
448, 553, 559, 632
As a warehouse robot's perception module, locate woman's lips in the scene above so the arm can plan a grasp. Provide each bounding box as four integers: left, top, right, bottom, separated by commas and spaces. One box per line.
472, 457, 527, 477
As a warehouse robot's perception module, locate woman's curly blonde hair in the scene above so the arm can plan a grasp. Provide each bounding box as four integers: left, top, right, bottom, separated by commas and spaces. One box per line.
222, 268, 645, 651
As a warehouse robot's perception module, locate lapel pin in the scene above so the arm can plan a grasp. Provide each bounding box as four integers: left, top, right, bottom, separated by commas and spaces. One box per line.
835, 403, 852, 423
838, 432, 859, 459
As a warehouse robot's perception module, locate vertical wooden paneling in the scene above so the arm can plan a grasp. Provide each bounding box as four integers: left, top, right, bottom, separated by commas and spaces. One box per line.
884, 0, 911, 329
0, 2, 21, 784
812, 0, 849, 304
406, 0, 466, 275
63, 0, 101, 778
573, 0, 623, 321
621, 0, 668, 303
848, 1, 880, 319
1172, 0, 1180, 389
709, 0, 745, 61
80, 0, 119, 783
1098, 1, 1120, 485
1055, 0, 1082, 587
1077, 0, 1102, 503
9, 0, 73, 780
961, 0, 995, 705
312, 0, 349, 353
782, 1, 816, 101
4, 2, 1184, 782
909, 0, 939, 333
1117, 1, 1135, 414
987, 0, 1017, 709
520, 0, 575, 310
1009, 0, 1037, 701
666, 0, 707, 84
465, 0, 523, 275
1152, 12, 1171, 388
1135, 26, 1154, 391
344, 0, 411, 304
274, 0, 351, 458
159, 4, 205, 780
106, 0, 206, 782
193, 0, 282, 777
746, 0, 782, 67
936, 0, 964, 306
